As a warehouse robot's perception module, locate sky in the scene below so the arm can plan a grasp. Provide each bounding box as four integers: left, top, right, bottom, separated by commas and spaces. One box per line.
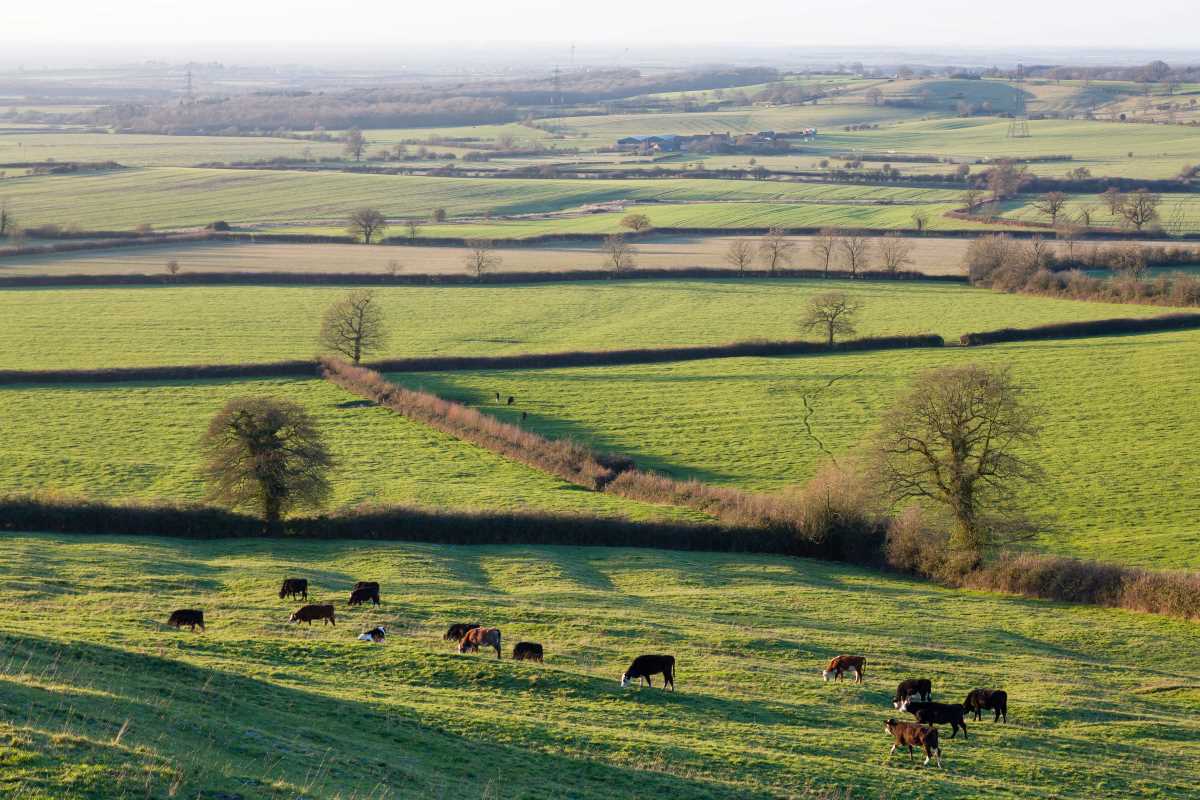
3, 0, 1199, 59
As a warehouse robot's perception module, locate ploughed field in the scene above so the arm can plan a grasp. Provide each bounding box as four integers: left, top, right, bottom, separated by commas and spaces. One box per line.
390, 329, 1200, 570
1, 535, 1198, 800
0, 279, 1164, 371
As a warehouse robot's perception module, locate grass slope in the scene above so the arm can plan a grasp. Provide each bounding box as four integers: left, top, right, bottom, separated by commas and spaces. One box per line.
387, 329, 1200, 569
0, 377, 691, 522
0, 280, 1166, 370
0, 131, 344, 167
1, 535, 1198, 799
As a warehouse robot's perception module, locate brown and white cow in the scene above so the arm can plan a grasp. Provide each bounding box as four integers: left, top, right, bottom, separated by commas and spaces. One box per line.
822, 654, 866, 683
885, 719, 942, 767
289, 604, 336, 626
458, 627, 502, 659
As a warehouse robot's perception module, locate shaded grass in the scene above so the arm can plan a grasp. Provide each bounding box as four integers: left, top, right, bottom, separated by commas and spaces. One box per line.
1, 534, 1199, 799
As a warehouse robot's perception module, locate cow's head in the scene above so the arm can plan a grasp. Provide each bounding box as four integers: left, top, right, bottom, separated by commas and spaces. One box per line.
884, 719, 899, 735
821, 669, 834, 682
620, 672, 632, 688
287, 612, 300, 624
896, 698, 912, 711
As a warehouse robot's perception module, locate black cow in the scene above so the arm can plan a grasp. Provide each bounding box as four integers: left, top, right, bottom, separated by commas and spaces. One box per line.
167, 609, 205, 632
278, 578, 308, 601
899, 699, 968, 739
893, 678, 933, 707
964, 689, 1008, 722
444, 623, 481, 641
513, 642, 544, 662
506, 396, 515, 406
621, 654, 675, 691
352, 581, 379, 593
494, 392, 501, 402
348, 586, 380, 606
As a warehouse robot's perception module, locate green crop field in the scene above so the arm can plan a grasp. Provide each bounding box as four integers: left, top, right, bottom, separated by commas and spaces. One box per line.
1000, 193, 1200, 234
0, 280, 1165, 371
386, 329, 1200, 570
2, 534, 1198, 799
0, 377, 688, 522
0, 131, 344, 167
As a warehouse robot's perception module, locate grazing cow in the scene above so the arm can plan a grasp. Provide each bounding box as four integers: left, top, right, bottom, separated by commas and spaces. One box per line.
620, 654, 675, 691
357, 626, 386, 643
506, 396, 515, 406
893, 678, 933, 707
458, 627, 502, 659
352, 581, 379, 593
289, 604, 336, 626
512, 642, 544, 662
494, 392, 501, 402
885, 719, 942, 767
167, 609, 205, 632
348, 586, 381, 607
899, 699, 968, 739
278, 578, 308, 601
521, 411, 527, 421
964, 689, 1008, 723
444, 622, 481, 642
822, 655, 866, 683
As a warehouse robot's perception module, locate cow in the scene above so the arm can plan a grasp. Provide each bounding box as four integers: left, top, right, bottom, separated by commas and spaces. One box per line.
899, 699, 968, 739
521, 411, 527, 421
357, 626, 386, 643
444, 622, 481, 642
822, 655, 866, 683
167, 609, 205, 632
885, 719, 942, 767
620, 654, 675, 691
893, 678, 933, 707
278, 578, 308, 601
289, 604, 336, 626
348, 586, 381, 606
494, 392, 501, 402
352, 581, 379, 593
512, 642, 544, 662
506, 396, 515, 406
458, 627, 502, 658
964, 689, 1008, 723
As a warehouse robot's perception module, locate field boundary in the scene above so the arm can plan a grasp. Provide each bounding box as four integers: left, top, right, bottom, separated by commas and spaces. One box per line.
960, 312, 1200, 345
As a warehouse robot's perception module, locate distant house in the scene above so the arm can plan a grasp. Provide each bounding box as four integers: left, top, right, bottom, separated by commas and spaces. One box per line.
616, 135, 682, 152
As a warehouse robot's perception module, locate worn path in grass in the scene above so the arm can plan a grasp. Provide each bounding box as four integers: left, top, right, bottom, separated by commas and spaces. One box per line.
0, 279, 1164, 370
1, 534, 1198, 799
389, 329, 1200, 570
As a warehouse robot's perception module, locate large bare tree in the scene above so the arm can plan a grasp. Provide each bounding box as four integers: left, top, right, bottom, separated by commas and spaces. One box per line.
839, 233, 872, 276
346, 207, 388, 244
601, 234, 636, 273
319, 289, 389, 364
464, 238, 502, 278
201, 397, 332, 533
723, 238, 756, 273
877, 233, 914, 273
343, 127, 367, 160
871, 364, 1043, 550
1118, 189, 1162, 231
810, 228, 840, 276
1033, 191, 1069, 226
758, 227, 796, 275
800, 291, 862, 346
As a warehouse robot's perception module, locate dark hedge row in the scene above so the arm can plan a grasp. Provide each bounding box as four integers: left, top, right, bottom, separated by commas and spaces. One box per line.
960, 312, 1200, 345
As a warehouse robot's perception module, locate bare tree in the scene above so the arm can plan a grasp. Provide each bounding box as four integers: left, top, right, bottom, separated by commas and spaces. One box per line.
1033, 191, 1069, 226
877, 233, 914, 274
961, 187, 984, 212
384, 259, 403, 276
1100, 187, 1124, 216
1075, 205, 1096, 228
810, 228, 840, 276
464, 238, 502, 278
1112, 247, 1149, 281
346, 208, 388, 244
1055, 223, 1084, 263
910, 209, 930, 232
343, 127, 367, 161
800, 291, 862, 346
871, 364, 1043, 550
758, 227, 796, 275
986, 161, 1029, 202
165, 259, 181, 276
201, 397, 332, 533
0, 199, 12, 237
405, 219, 423, 242
318, 289, 389, 364
1118, 189, 1161, 231
723, 238, 756, 273
839, 233, 871, 277
865, 87, 883, 106
621, 212, 652, 232
431, 208, 447, 223
601, 234, 636, 273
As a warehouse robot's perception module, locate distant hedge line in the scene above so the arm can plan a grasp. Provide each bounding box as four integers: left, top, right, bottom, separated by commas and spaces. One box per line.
960, 312, 1200, 345
0, 334, 945, 386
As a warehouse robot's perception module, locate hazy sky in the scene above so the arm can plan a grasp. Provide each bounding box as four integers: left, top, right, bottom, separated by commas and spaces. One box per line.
6, 0, 1199, 50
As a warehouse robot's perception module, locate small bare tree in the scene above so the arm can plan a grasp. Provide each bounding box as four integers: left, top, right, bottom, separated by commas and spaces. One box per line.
464, 239, 502, 278
800, 291, 862, 346
165, 259, 181, 276
431, 208, 447, 223
602, 234, 636, 273
620, 213, 652, 232
871, 364, 1043, 550
0, 199, 12, 237
910, 209, 930, 232
1112, 247, 1149, 281
723, 238, 756, 273
877, 233, 914, 274
1118, 189, 1161, 231
961, 187, 984, 212
346, 208, 387, 244
758, 226, 796, 275
343, 127, 367, 161
405, 219, 423, 242
1076, 205, 1096, 228
384, 259, 403, 276
1033, 191, 1069, 226
1100, 187, 1124, 216
318, 289, 389, 364
810, 228, 840, 276
839, 233, 872, 276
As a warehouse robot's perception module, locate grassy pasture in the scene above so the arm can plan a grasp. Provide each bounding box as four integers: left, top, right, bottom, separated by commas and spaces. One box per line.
0, 377, 689, 522
388, 329, 1200, 570
1, 534, 1198, 799
0, 280, 1165, 370
0, 131, 344, 166
1000, 193, 1200, 234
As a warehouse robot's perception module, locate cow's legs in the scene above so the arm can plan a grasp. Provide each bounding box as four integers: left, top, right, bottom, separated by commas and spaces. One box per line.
907, 745, 914, 762
888, 744, 897, 758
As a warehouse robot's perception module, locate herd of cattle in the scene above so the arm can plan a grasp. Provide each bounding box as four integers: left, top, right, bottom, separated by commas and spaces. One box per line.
166, 578, 1007, 768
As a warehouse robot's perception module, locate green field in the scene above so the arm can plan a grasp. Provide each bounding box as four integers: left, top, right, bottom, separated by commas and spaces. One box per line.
0, 131, 344, 166
2, 534, 1198, 799
1000, 193, 1200, 234
0, 280, 1165, 370
0, 377, 688, 522
386, 329, 1200, 570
